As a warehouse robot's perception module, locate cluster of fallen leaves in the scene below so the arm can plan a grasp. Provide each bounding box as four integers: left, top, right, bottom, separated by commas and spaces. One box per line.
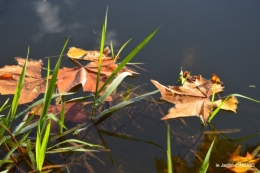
0, 47, 137, 125
0, 47, 136, 104
151, 71, 238, 122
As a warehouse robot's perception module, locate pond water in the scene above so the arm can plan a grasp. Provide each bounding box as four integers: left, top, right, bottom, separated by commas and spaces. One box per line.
1, 0, 260, 172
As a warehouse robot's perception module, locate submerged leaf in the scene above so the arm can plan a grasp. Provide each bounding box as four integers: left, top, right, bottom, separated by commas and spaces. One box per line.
30, 102, 91, 123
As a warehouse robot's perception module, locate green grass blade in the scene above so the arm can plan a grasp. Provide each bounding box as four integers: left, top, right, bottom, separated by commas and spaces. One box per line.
95, 72, 132, 108
96, 27, 160, 97
0, 131, 30, 168
95, 8, 108, 97
47, 139, 104, 150
0, 136, 7, 146
59, 102, 66, 133
47, 148, 99, 153
227, 132, 260, 143
0, 99, 10, 113
110, 41, 114, 59
40, 38, 69, 123
10, 47, 29, 120
114, 38, 132, 60
49, 123, 88, 142
98, 129, 162, 148
93, 90, 159, 123
199, 137, 216, 173
167, 124, 173, 173
13, 113, 34, 136
35, 129, 41, 170
0, 142, 21, 167
39, 119, 51, 171
14, 92, 74, 121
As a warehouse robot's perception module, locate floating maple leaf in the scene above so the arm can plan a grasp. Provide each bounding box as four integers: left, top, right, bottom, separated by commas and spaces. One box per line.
67, 46, 111, 61
151, 73, 238, 122
0, 57, 46, 104
56, 59, 138, 94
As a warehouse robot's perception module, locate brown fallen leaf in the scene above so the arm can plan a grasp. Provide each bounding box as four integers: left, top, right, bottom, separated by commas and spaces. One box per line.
57, 59, 138, 94
67, 46, 111, 61
85, 59, 138, 77
56, 66, 106, 93
151, 73, 237, 122
0, 57, 46, 104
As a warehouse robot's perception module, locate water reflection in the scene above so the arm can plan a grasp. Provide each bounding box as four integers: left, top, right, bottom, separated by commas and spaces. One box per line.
33, 1, 65, 41
181, 46, 198, 69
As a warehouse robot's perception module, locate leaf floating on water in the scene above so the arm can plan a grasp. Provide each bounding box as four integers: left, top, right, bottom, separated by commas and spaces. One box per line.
67, 46, 111, 61
249, 85, 256, 88
0, 57, 46, 104
56, 59, 137, 101
151, 72, 228, 122
67, 47, 88, 59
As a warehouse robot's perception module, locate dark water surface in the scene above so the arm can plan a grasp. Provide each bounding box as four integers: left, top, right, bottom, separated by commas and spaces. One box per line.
1, 0, 260, 172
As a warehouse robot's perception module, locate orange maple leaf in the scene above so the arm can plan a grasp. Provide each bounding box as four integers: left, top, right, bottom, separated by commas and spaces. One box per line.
227, 152, 259, 173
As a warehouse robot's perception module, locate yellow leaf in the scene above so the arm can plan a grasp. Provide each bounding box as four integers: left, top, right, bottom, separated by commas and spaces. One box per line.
214, 96, 238, 113
67, 47, 88, 59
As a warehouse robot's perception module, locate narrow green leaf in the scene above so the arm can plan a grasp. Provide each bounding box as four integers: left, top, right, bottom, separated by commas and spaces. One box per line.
95, 8, 108, 97
47, 139, 104, 150
114, 38, 132, 61
96, 27, 159, 97
0, 98, 9, 112
98, 129, 162, 148
47, 148, 99, 153
14, 92, 74, 121
95, 72, 132, 107
94, 90, 159, 123
59, 102, 66, 133
11, 47, 29, 120
167, 124, 173, 173
199, 137, 216, 173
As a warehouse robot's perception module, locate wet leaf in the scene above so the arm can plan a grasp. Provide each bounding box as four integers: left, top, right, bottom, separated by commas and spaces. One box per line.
0, 57, 46, 104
